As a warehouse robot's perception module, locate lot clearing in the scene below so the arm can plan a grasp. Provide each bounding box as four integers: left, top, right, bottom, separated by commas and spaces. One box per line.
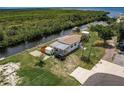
0, 62, 20, 86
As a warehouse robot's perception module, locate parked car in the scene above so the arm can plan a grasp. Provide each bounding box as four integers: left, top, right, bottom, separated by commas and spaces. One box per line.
119, 43, 124, 51
55, 54, 66, 61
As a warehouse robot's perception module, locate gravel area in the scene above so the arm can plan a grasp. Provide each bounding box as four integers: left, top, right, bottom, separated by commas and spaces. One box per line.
0, 62, 20, 86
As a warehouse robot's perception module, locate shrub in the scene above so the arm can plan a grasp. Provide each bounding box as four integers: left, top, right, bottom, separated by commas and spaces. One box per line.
93, 40, 104, 47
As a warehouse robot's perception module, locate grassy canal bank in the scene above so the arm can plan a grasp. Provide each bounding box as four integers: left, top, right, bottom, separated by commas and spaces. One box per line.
0, 30, 105, 85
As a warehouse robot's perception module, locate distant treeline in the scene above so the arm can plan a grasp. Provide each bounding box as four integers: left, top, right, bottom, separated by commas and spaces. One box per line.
0, 9, 109, 48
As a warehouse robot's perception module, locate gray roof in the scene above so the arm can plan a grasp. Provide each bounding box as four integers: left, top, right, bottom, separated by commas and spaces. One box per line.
57, 35, 81, 45
50, 41, 69, 50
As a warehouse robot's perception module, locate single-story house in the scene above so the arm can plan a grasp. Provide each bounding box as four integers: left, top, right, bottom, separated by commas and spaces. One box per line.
50, 34, 82, 56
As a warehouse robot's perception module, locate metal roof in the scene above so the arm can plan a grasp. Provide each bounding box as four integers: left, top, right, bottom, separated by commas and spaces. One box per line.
57, 35, 81, 45
50, 41, 69, 50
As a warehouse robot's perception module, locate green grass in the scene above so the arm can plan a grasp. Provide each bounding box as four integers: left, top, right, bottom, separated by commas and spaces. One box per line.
0, 52, 79, 86
74, 31, 105, 69
18, 67, 62, 86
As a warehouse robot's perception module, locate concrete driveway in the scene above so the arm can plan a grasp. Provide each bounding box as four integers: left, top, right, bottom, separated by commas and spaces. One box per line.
113, 54, 124, 67
70, 59, 124, 85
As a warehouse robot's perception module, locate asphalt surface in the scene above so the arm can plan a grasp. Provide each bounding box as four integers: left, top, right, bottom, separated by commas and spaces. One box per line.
83, 73, 124, 86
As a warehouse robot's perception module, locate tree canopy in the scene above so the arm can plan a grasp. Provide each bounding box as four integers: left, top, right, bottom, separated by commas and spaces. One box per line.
0, 9, 108, 48
0, 31, 4, 41
113, 23, 124, 42
90, 25, 114, 42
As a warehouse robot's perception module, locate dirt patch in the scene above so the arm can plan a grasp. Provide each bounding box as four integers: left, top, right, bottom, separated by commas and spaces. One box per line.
64, 55, 80, 73
0, 62, 21, 86
29, 50, 42, 57
49, 55, 81, 78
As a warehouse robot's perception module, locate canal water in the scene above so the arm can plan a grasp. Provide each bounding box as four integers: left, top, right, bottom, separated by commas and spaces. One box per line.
0, 21, 107, 58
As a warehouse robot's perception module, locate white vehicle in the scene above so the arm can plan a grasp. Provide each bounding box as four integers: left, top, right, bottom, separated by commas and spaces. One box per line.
45, 47, 54, 55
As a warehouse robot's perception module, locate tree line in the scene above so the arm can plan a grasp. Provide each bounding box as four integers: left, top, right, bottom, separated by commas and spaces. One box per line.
0, 9, 109, 48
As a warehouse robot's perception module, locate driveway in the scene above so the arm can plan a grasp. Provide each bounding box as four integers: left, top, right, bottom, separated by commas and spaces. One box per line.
102, 40, 116, 62
113, 54, 124, 67
70, 59, 124, 85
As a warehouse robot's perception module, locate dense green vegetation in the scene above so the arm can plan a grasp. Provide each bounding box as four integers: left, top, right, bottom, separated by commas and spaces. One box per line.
112, 23, 124, 42
0, 9, 108, 48
90, 25, 115, 43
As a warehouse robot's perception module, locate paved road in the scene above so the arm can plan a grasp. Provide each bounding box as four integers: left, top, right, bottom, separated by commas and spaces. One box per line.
83, 73, 124, 86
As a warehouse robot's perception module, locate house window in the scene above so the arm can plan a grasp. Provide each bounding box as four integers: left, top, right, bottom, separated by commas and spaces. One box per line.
71, 45, 73, 48
74, 43, 77, 46
55, 48, 58, 51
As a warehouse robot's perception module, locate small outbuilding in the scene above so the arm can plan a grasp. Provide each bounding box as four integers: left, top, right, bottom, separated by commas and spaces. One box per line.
72, 27, 80, 32
81, 31, 89, 37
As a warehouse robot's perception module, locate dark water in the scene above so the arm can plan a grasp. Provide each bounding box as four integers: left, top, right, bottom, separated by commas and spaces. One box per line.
80, 7, 124, 17
62, 7, 124, 18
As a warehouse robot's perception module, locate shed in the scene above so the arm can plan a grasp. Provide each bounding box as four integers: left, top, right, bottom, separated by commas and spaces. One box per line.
81, 31, 89, 38
72, 27, 80, 32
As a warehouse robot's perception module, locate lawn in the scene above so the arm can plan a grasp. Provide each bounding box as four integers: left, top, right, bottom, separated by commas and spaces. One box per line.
0, 51, 79, 86
74, 31, 105, 69
0, 31, 105, 85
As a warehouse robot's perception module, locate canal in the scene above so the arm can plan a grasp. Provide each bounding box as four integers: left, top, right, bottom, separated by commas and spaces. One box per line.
0, 21, 107, 58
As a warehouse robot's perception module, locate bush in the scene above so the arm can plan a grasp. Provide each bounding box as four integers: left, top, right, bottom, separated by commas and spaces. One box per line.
93, 40, 104, 47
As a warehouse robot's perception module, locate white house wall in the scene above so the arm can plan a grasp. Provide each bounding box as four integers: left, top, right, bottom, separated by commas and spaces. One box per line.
65, 42, 80, 55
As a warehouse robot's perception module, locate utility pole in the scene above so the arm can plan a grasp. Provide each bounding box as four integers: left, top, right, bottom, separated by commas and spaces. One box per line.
88, 43, 93, 61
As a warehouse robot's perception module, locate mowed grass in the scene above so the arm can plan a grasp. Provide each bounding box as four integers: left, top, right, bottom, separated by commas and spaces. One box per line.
0, 31, 105, 85
18, 67, 62, 86
0, 51, 79, 86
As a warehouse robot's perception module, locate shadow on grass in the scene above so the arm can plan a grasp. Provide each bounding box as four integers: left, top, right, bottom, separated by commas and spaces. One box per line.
55, 48, 80, 61
35, 60, 46, 67
94, 43, 115, 49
